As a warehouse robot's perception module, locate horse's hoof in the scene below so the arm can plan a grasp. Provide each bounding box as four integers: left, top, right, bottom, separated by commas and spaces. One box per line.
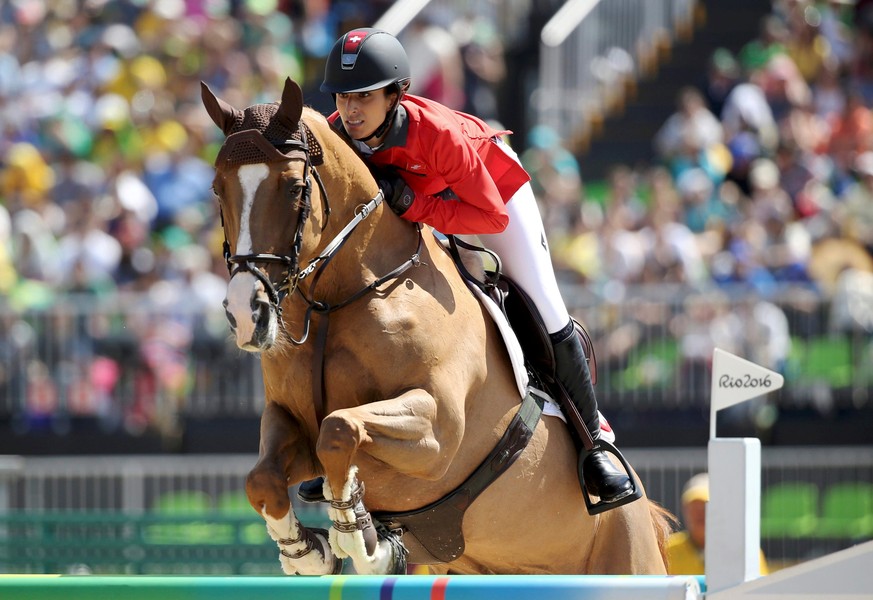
309, 527, 345, 574
377, 521, 409, 575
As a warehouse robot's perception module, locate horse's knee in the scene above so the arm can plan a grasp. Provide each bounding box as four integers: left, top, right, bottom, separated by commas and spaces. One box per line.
316, 413, 363, 462
246, 464, 290, 519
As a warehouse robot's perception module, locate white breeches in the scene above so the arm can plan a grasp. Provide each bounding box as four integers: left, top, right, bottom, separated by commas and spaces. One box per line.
462, 142, 570, 334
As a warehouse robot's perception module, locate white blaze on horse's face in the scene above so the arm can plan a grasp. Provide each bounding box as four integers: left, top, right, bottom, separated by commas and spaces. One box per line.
225, 163, 279, 350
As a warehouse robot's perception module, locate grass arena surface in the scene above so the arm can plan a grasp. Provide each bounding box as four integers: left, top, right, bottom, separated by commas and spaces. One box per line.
0, 574, 704, 600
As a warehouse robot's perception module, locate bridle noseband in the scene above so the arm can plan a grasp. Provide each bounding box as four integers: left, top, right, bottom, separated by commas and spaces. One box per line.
217, 119, 424, 346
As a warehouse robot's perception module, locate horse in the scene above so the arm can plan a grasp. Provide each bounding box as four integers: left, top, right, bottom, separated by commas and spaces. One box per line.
201, 77, 673, 575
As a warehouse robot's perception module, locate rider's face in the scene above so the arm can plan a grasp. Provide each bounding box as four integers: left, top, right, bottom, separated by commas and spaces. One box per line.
335, 88, 396, 146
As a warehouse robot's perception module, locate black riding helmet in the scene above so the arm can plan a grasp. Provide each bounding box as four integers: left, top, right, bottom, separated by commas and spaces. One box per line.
322, 28, 411, 142
321, 28, 411, 94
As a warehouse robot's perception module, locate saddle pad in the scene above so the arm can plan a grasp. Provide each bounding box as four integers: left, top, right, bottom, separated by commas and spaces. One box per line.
465, 281, 616, 444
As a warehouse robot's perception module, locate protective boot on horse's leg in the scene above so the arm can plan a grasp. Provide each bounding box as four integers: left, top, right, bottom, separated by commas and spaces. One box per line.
550, 321, 634, 503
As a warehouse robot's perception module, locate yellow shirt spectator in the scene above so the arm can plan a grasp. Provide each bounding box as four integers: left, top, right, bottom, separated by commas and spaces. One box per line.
667, 473, 770, 576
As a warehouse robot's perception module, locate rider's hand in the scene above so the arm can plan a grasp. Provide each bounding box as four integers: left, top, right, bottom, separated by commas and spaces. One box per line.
378, 177, 414, 216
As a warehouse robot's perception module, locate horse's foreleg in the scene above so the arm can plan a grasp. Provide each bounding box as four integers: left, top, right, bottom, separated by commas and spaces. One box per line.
262, 507, 343, 575
247, 401, 341, 575
317, 391, 453, 575
322, 465, 407, 574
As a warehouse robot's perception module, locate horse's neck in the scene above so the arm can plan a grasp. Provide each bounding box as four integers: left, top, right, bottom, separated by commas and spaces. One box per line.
310, 173, 418, 287
302, 115, 426, 299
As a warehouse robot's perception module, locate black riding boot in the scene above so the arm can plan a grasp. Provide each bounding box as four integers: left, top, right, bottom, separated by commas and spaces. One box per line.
552, 323, 634, 503
297, 477, 326, 502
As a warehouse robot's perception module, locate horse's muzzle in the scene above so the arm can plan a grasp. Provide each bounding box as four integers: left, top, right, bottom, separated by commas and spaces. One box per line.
224, 275, 279, 351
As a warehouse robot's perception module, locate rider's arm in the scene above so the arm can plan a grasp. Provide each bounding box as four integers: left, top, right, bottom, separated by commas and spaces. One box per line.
398, 127, 509, 235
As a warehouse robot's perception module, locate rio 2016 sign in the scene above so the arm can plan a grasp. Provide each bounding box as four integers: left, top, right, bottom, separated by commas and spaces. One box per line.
709, 348, 784, 440
717, 373, 776, 390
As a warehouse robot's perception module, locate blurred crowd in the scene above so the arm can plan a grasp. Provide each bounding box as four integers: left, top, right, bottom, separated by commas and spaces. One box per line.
0, 0, 514, 431
0, 0, 509, 308
1, 0, 871, 433
534, 0, 873, 299
525, 0, 873, 394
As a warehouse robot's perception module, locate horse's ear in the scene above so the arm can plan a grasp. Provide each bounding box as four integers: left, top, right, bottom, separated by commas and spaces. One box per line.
201, 81, 241, 135
277, 77, 304, 129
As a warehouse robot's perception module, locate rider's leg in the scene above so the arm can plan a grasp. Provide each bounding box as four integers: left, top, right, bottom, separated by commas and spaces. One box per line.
474, 146, 633, 503
297, 477, 326, 502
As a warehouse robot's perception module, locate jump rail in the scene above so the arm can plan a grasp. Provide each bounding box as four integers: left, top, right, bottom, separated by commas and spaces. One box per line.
0, 574, 702, 600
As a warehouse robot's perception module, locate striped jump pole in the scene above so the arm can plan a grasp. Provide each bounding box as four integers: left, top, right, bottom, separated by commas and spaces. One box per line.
0, 574, 702, 600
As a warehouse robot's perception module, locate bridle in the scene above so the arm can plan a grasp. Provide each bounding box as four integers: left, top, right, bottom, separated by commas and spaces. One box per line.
216, 119, 424, 346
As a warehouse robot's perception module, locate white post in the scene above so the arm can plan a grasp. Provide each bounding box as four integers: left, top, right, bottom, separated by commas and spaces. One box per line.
0, 456, 24, 513
705, 348, 783, 594
706, 437, 761, 593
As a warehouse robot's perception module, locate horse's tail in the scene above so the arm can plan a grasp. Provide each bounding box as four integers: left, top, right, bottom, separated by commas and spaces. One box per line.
648, 500, 679, 572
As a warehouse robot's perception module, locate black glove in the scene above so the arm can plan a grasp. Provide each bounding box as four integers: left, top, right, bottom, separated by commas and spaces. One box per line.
377, 177, 414, 216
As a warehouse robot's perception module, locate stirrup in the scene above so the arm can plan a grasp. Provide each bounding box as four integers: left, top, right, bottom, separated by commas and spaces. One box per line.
578, 439, 643, 515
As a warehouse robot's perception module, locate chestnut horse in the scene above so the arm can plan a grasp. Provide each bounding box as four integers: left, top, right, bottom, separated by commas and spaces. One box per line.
202, 77, 671, 575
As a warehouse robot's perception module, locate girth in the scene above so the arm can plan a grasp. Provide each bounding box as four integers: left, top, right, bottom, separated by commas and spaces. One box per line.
372, 387, 546, 564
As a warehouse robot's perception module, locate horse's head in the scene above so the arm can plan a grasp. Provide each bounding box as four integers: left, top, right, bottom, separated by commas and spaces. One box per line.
202, 78, 325, 351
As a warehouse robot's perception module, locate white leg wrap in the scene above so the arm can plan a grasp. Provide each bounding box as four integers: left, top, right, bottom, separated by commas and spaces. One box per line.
262, 508, 337, 575
325, 466, 397, 574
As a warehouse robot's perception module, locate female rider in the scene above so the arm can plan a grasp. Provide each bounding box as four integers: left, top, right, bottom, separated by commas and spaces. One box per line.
300, 28, 636, 509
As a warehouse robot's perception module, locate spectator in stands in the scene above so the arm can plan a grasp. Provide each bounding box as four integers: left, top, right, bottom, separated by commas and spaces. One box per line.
737, 295, 792, 376
818, 0, 855, 69
784, 1, 834, 84
703, 48, 742, 118
720, 74, 779, 194
671, 292, 744, 399
551, 201, 604, 284
55, 199, 122, 291
597, 167, 648, 285
455, 14, 507, 121
667, 473, 770, 576
638, 201, 708, 287
758, 54, 813, 123
401, 14, 466, 110
850, 0, 873, 104
739, 14, 789, 73
676, 167, 725, 234
520, 124, 583, 239
811, 59, 847, 122
835, 151, 873, 255
825, 91, 873, 196
654, 86, 725, 179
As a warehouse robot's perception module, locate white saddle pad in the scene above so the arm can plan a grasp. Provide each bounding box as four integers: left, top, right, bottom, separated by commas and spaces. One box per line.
466, 281, 616, 443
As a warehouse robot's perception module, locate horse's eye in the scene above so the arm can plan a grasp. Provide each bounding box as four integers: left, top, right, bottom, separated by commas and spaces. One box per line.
285, 179, 305, 200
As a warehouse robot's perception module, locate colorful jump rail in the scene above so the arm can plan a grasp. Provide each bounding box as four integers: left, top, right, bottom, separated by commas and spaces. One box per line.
0, 574, 703, 600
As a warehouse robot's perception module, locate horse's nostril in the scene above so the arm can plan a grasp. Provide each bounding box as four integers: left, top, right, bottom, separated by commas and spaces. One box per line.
225, 309, 238, 330
253, 301, 273, 327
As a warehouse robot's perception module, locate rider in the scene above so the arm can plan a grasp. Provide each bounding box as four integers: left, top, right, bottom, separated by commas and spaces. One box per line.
301, 27, 635, 507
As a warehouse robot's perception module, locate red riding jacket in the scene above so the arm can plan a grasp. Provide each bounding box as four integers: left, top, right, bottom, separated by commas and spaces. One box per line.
328, 94, 531, 235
